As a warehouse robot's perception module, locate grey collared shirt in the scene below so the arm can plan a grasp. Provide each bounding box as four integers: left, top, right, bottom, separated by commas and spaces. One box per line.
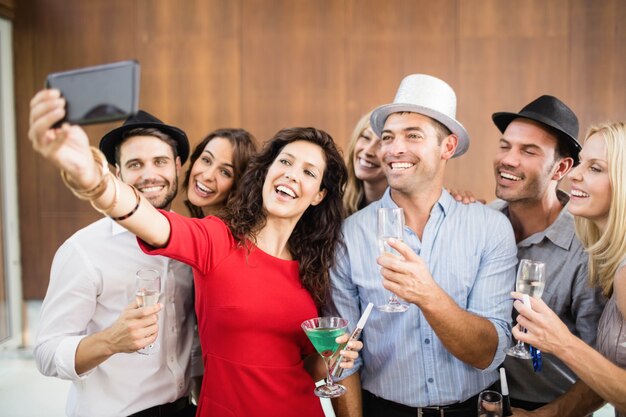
491, 196, 606, 404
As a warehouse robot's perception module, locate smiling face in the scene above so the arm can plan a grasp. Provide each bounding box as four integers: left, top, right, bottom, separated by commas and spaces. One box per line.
117, 135, 180, 209
261, 140, 327, 221
493, 118, 569, 204
353, 126, 385, 184
186, 137, 235, 211
378, 112, 455, 195
567, 132, 611, 228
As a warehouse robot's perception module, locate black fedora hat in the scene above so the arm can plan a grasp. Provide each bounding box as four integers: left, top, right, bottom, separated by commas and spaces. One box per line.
492, 95, 581, 164
99, 110, 190, 165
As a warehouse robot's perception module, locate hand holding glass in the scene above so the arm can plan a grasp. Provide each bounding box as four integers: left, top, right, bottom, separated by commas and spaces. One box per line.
478, 390, 503, 417
506, 259, 545, 359
135, 268, 161, 354
301, 317, 349, 398
376, 207, 409, 313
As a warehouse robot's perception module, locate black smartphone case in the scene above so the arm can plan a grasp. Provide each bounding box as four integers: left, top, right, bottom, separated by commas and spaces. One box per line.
46, 60, 140, 126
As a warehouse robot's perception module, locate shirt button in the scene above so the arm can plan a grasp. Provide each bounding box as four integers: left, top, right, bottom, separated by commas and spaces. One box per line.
170, 356, 175, 363
424, 338, 430, 344
428, 378, 434, 383
169, 296, 174, 302
178, 383, 183, 389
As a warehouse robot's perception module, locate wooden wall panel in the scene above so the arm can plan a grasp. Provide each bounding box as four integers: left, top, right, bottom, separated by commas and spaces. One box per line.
0, 0, 14, 19
343, 0, 458, 145
136, 0, 242, 143
240, 0, 347, 143
13, 0, 626, 298
569, 0, 626, 131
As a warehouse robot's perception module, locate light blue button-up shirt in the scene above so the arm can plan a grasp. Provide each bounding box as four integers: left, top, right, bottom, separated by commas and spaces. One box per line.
326, 189, 517, 407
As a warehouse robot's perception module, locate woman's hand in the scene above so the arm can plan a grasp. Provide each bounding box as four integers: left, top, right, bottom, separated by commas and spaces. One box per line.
511, 291, 575, 356
333, 333, 363, 369
28, 89, 98, 189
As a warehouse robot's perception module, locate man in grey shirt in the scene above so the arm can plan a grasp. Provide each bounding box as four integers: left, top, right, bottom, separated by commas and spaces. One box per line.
490, 95, 605, 412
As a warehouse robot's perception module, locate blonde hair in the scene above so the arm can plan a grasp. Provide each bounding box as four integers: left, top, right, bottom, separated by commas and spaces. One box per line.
574, 121, 626, 297
343, 111, 375, 216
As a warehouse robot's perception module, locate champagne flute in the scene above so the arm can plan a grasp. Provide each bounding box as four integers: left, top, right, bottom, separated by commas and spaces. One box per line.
135, 268, 161, 355
478, 390, 503, 417
376, 207, 409, 313
505, 259, 545, 359
301, 317, 349, 398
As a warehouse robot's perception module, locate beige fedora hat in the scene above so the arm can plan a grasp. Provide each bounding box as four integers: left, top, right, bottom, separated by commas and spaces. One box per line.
370, 74, 470, 157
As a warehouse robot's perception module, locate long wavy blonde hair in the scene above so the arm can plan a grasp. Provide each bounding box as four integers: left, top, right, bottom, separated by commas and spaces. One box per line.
344, 110, 374, 216
574, 121, 626, 297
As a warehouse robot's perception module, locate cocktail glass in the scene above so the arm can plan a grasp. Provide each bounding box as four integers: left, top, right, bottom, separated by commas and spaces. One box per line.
301, 316, 349, 398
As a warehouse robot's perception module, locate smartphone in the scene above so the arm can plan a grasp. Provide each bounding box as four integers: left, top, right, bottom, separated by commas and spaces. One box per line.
46, 60, 140, 126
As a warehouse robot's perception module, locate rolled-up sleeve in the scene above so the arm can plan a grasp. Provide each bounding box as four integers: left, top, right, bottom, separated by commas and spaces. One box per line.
324, 239, 364, 379
468, 212, 518, 372
34, 241, 100, 380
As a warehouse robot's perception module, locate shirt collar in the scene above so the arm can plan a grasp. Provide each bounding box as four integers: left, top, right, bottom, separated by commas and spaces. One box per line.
494, 191, 575, 250
380, 187, 453, 216
539, 201, 575, 250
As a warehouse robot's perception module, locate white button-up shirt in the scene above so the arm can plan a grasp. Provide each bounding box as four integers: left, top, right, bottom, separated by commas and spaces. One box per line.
35, 218, 199, 417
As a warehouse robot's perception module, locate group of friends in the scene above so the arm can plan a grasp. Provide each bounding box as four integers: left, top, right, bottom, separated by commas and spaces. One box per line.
28, 73, 625, 417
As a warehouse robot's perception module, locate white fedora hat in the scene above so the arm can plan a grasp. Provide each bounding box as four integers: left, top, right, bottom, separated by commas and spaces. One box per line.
370, 74, 470, 157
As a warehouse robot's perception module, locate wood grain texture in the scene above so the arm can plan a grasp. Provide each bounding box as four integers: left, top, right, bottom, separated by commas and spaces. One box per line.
0, 0, 14, 19
13, 0, 626, 298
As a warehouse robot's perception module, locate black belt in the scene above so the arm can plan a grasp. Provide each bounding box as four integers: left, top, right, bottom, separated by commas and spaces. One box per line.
363, 390, 480, 417
128, 396, 189, 417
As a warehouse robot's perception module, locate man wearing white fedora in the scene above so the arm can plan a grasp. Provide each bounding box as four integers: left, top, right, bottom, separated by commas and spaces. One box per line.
326, 74, 518, 417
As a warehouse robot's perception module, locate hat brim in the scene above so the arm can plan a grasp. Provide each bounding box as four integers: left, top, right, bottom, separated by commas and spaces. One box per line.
100, 122, 190, 165
371, 103, 470, 158
492, 111, 581, 164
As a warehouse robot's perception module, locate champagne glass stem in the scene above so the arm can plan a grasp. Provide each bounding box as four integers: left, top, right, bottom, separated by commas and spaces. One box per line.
513, 336, 525, 350
388, 294, 401, 305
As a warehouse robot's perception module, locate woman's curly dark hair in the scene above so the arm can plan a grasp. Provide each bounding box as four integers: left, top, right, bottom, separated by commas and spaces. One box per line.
223, 127, 347, 307
183, 128, 258, 218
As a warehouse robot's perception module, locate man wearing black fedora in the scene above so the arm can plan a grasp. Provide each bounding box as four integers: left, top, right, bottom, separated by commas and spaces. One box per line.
35, 110, 199, 417
490, 96, 605, 414
327, 74, 518, 417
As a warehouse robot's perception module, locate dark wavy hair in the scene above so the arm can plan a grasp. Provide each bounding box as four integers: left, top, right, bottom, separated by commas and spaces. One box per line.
183, 128, 258, 218
223, 127, 347, 306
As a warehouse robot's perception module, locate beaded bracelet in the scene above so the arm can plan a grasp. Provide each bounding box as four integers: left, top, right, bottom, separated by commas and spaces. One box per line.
110, 184, 141, 222
60, 147, 110, 201
60, 146, 141, 222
